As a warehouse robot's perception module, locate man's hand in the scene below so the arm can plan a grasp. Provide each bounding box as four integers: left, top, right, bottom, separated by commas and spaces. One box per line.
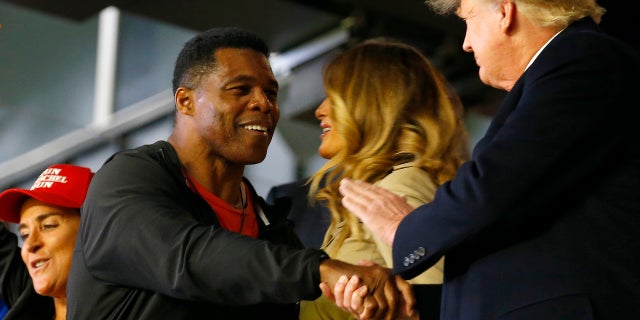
319, 259, 416, 319
339, 178, 414, 246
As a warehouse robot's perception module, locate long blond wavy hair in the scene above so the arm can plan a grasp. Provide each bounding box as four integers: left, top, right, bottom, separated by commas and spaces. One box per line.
308, 38, 470, 254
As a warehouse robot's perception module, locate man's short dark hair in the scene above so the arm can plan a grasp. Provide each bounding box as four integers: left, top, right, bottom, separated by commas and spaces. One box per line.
171, 26, 270, 93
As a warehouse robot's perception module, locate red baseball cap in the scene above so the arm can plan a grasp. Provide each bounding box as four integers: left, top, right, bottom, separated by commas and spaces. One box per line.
0, 164, 94, 223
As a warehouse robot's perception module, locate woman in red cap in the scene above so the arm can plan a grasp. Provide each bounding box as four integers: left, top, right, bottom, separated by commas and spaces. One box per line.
0, 163, 94, 320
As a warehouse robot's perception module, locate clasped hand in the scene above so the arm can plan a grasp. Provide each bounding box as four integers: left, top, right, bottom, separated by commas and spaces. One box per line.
319, 259, 417, 319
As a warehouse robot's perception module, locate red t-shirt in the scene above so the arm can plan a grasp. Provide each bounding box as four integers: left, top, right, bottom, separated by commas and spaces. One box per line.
186, 175, 259, 238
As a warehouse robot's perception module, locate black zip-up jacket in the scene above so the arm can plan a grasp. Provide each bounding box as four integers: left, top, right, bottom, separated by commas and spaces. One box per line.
67, 140, 327, 319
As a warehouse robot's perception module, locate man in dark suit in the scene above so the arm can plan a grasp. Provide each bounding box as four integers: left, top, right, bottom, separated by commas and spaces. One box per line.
333, 0, 640, 319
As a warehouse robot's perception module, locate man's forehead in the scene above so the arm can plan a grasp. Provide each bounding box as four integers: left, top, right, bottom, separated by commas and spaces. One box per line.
457, 0, 475, 18
213, 48, 273, 72
214, 47, 266, 58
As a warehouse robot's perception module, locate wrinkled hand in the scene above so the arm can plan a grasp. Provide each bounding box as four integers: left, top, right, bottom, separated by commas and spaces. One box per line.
319, 259, 416, 320
339, 178, 414, 246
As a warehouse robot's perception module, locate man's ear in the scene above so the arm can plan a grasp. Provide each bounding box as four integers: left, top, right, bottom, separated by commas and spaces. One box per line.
500, 0, 516, 33
174, 87, 195, 115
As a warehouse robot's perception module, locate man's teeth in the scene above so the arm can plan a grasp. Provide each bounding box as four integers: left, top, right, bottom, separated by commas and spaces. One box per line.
35, 261, 44, 267
322, 127, 331, 133
243, 125, 267, 132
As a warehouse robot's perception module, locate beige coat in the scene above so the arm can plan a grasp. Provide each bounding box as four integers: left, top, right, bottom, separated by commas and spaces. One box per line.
300, 162, 444, 320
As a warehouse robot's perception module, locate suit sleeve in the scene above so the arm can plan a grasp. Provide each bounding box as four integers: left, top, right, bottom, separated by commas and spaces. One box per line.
392, 31, 639, 278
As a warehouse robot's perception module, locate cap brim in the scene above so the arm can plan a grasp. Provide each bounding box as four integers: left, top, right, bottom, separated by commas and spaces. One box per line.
0, 188, 81, 224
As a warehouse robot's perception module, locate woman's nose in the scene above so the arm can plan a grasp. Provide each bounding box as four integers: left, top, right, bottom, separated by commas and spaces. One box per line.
23, 232, 43, 253
315, 99, 329, 120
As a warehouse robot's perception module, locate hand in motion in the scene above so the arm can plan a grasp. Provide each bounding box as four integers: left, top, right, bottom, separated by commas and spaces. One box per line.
319, 259, 416, 320
339, 178, 414, 246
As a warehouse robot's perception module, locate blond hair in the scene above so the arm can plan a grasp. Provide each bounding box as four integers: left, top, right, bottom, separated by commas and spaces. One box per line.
309, 38, 469, 255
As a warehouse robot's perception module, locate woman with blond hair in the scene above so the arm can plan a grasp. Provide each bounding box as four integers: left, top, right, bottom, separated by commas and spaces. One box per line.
301, 37, 469, 320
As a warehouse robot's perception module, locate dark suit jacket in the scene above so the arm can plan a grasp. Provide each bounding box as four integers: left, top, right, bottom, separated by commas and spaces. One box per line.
393, 18, 640, 319
266, 178, 330, 249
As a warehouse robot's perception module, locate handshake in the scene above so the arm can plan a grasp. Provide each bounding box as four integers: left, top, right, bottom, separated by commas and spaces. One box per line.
319, 259, 418, 320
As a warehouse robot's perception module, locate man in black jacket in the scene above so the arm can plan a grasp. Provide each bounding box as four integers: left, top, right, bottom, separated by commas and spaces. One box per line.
66, 26, 415, 319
